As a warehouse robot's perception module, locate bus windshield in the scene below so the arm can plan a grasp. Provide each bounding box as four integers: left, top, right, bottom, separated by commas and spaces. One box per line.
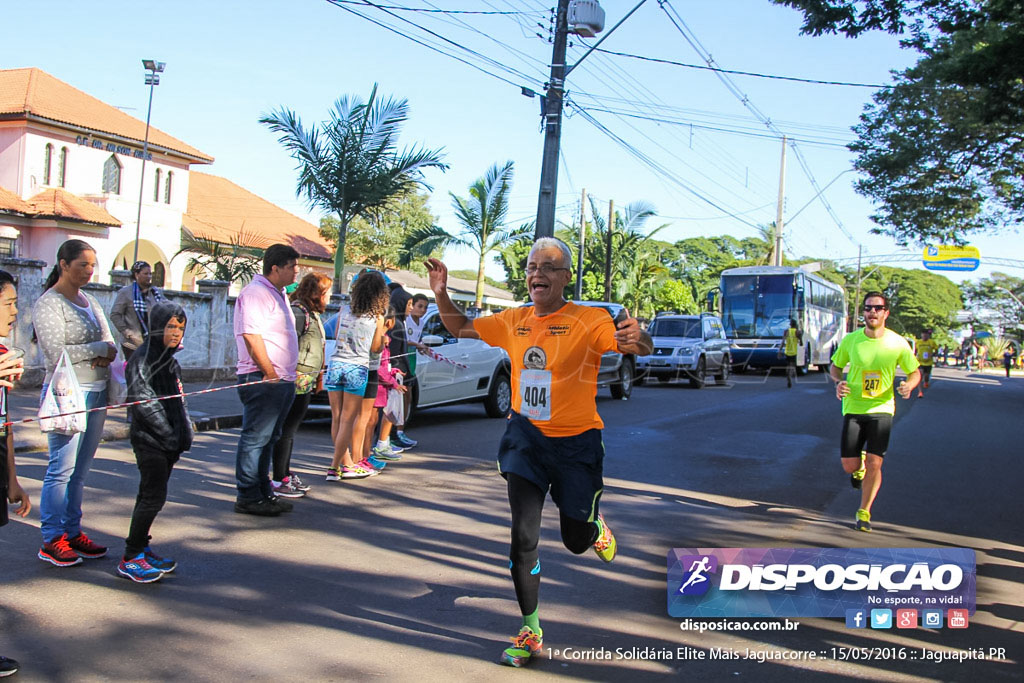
721, 274, 797, 339
649, 318, 701, 338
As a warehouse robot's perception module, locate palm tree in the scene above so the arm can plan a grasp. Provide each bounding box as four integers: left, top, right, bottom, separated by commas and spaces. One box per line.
404, 161, 533, 307
260, 84, 447, 291
174, 228, 265, 283
583, 198, 668, 301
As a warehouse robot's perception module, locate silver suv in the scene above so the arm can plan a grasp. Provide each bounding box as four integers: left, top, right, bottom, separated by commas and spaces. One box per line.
636, 313, 731, 388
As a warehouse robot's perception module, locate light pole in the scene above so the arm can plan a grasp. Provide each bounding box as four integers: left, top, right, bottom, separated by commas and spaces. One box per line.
132, 59, 165, 265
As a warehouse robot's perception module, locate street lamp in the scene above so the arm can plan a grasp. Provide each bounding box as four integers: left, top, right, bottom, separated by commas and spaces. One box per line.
132, 59, 165, 265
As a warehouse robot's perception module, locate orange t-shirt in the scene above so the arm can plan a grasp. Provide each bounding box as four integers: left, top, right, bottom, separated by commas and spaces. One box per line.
474, 302, 618, 437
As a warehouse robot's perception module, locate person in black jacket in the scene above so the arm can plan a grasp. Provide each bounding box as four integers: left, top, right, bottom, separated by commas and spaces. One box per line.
117, 301, 193, 583
387, 285, 417, 449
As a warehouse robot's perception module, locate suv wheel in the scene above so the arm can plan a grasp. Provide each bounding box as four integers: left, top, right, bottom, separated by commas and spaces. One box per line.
484, 371, 512, 417
689, 357, 707, 389
609, 360, 634, 399
715, 355, 730, 385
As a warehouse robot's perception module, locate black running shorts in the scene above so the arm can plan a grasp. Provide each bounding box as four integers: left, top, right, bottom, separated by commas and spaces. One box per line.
362, 370, 379, 399
497, 411, 604, 522
841, 413, 893, 459
920, 366, 932, 382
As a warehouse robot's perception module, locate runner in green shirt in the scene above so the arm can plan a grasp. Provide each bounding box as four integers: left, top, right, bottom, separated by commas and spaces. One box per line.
829, 292, 920, 532
780, 320, 802, 388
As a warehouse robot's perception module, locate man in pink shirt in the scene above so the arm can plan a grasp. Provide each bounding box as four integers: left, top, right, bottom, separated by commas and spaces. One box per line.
233, 244, 300, 516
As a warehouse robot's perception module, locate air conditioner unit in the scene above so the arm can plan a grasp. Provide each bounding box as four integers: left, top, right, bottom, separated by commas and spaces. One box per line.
568, 0, 605, 38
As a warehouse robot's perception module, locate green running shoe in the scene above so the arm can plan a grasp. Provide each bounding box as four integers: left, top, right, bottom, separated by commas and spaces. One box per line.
855, 508, 872, 532
499, 625, 543, 667
593, 514, 617, 563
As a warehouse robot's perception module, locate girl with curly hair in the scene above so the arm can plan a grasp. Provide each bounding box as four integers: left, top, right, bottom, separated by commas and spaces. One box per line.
325, 270, 389, 480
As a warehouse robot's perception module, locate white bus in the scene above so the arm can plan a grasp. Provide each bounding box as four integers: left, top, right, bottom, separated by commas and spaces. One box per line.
716, 266, 846, 372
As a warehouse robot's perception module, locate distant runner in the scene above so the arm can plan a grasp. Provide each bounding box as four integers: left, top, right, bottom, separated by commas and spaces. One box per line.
425, 237, 652, 668
914, 329, 938, 398
829, 292, 920, 532
781, 319, 802, 388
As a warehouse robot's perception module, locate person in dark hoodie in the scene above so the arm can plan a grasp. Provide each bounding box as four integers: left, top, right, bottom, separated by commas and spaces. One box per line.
117, 301, 193, 583
387, 284, 417, 450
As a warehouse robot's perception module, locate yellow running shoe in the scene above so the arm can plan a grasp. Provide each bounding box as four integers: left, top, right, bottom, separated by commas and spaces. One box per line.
593, 514, 617, 563
499, 626, 543, 667
855, 508, 872, 532
850, 452, 866, 489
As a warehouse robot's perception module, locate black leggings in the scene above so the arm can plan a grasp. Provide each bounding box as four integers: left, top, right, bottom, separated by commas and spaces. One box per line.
272, 393, 313, 481
507, 473, 599, 616
125, 447, 180, 558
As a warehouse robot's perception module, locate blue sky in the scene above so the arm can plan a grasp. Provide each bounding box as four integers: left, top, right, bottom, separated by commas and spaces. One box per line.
4, 0, 1020, 284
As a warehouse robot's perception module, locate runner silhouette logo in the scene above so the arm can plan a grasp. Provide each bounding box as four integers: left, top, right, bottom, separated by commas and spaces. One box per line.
677, 555, 718, 596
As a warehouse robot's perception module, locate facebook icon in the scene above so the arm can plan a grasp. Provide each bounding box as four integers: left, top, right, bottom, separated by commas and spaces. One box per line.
845, 609, 867, 629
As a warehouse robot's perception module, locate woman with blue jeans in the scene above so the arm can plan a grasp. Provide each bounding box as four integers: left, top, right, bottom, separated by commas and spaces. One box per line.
32, 239, 117, 567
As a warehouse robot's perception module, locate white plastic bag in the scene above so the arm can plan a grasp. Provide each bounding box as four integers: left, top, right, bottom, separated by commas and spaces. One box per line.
107, 350, 127, 406
384, 378, 405, 425
38, 349, 87, 434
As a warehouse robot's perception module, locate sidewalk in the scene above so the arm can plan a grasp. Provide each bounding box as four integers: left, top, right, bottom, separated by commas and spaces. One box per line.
7, 380, 244, 453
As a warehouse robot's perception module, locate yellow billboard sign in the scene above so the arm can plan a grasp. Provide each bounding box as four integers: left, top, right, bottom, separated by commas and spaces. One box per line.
922, 245, 980, 272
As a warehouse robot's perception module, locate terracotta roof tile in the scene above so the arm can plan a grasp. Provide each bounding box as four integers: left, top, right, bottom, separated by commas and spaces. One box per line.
184, 172, 332, 260
0, 186, 32, 214
25, 188, 122, 226
0, 68, 213, 163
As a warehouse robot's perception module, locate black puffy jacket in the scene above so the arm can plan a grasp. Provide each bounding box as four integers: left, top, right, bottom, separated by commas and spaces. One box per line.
126, 301, 194, 454
388, 285, 413, 376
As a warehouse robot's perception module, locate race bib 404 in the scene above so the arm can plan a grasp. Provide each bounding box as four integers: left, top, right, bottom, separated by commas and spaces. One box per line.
520, 369, 551, 421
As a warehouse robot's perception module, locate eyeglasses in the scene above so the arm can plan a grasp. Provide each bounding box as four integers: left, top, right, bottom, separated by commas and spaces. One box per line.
525, 264, 570, 276
863, 304, 888, 312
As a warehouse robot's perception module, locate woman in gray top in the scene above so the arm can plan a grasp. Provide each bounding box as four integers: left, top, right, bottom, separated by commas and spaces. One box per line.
32, 239, 117, 567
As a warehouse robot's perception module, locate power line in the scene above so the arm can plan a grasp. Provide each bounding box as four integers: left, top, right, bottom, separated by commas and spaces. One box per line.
328, 0, 543, 14
658, 0, 861, 248
590, 47, 890, 88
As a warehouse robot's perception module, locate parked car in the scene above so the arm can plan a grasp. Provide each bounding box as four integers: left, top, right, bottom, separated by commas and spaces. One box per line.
636, 313, 731, 388
571, 301, 637, 400
308, 305, 512, 421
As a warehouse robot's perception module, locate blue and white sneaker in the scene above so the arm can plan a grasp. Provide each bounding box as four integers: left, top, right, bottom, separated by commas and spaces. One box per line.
372, 443, 403, 461
365, 455, 388, 470
144, 546, 177, 573
118, 554, 164, 583
393, 433, 417, 449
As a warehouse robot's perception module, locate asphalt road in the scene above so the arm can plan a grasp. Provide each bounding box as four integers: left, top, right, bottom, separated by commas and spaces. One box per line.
1, 366, 1021, 681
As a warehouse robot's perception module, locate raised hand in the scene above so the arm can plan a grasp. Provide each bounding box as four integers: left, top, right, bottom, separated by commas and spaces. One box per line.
424, 258, 449, 295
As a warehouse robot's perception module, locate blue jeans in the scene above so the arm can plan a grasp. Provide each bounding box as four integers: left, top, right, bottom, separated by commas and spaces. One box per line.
235, 374, 295, 503
39, 387, 108, 543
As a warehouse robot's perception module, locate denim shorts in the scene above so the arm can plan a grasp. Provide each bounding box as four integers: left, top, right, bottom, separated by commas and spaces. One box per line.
325, 360, 369, 396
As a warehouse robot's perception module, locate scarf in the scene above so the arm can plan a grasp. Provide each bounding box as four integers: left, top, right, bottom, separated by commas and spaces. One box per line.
133, 282, 165, 335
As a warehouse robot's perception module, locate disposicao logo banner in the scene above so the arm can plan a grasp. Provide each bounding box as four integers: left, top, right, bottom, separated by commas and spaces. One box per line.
667, 548, 975, 618
922, 245, 980, 272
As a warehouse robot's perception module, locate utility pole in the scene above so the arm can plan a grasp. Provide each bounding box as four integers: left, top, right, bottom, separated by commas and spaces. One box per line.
574, 187, 587, 300
534, 0, 571, 240
853, 244, 863, 332
773, 135, 787, 267
603, 199, 614, 301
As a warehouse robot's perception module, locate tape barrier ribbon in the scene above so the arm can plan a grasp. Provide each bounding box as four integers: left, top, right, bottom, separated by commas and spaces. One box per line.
4, 347, 471, 428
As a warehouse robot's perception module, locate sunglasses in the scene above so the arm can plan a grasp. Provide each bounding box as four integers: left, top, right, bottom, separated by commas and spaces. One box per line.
863, 304, 888, 312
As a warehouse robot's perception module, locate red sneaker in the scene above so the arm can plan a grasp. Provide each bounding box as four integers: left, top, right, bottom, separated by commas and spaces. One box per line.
67, 532, 108, 559
38, 534, 84, 567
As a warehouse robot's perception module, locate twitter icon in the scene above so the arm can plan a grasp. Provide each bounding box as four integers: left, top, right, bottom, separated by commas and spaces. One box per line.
871, 609, 893, 629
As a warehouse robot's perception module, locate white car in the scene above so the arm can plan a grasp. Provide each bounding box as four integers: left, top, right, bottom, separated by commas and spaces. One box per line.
309, 305, 511, 420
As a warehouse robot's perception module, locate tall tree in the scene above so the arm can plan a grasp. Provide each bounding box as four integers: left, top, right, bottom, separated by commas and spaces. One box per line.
774, 0, 1024, 244
961, 273, 1024, 332
404, 161, 533, 307
260, 84, 447, 290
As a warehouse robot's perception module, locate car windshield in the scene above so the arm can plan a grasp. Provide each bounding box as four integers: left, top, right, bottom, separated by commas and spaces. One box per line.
649, 318, 701, 338
721, 274, 796, 339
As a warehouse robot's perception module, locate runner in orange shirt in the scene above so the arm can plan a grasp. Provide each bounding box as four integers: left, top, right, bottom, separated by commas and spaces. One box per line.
426, 237, 652, 668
